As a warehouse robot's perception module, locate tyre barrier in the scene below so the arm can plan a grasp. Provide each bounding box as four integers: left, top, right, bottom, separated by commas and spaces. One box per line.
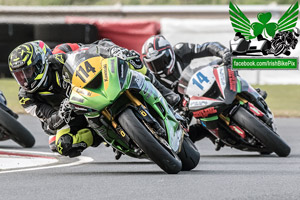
34, 23, 99, 46
0, 23, 99, 77
0, 23, 34, 43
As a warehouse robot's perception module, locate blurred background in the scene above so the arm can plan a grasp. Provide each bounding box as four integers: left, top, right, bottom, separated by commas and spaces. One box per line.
0, 0, 299, 116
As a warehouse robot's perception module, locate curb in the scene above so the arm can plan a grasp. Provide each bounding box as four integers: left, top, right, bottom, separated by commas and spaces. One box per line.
0, 149, 93, 173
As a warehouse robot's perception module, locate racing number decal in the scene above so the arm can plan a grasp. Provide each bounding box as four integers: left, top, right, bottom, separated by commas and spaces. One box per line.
75, 62, 96, 83
192, 72, 209, 90
72, 57, 104, 88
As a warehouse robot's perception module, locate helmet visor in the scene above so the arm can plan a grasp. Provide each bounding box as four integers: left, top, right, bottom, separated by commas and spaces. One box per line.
11, 58, 44, 89
144, 49, 174, 75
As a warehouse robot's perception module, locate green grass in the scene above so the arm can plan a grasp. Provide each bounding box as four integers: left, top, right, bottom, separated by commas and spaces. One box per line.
0, 78, 299, 117
0, 78, 24, 113
253, 85, 300, 118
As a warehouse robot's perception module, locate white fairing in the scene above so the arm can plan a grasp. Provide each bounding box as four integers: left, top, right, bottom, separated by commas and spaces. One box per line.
186, 66, 216, 97
187, 66, 227, 111
216, 67, 226, 97
189, 99, 222, 111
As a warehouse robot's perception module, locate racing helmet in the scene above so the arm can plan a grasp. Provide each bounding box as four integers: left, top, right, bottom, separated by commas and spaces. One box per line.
142, 35, 176, 78
8, 40, 52, 93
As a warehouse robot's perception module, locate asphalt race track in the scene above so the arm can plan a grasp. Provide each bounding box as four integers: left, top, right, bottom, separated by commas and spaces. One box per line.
0, 115, 299, 200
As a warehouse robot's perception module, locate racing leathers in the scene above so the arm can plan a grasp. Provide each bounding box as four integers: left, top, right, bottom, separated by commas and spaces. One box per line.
152, 42, 231, 144
157, 42, 230, 89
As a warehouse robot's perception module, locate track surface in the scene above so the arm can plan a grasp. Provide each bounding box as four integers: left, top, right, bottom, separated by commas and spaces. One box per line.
0, 115, 299, 200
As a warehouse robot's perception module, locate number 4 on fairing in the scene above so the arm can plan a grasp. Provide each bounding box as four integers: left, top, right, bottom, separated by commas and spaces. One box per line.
192, 72, 209, 90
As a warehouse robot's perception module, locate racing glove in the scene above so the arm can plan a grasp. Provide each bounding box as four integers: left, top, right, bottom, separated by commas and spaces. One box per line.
58, 98, 72, 124
109, 47, 143, 69
45, 98, 72, 131
222, 50, 232, 65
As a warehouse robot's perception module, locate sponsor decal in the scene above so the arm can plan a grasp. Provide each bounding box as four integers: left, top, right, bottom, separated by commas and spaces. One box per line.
110, 59, 115, 73
103, 62, 109, 90
227, 68, 237, 91
193, 107, 217, 118
189, 100, 208, 108
229, 125, 246, 138
71, 96, 84, 103
248, 102, 264, 117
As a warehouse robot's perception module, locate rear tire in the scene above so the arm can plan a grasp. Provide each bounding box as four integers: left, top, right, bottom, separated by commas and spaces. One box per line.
232, 106, 290, 157
177, 136, 200, 171
118, 108, 182, 174
0, 108, 35, 148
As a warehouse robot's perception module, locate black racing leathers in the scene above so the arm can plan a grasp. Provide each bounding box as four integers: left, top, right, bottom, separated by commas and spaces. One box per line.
154, 42, 229, 144
159, 42, 229, 89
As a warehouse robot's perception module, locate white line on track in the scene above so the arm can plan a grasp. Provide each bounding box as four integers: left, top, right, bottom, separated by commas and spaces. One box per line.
0, 149, 94, 174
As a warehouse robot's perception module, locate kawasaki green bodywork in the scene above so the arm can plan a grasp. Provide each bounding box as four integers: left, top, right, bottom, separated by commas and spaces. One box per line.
63, 53, 183, 157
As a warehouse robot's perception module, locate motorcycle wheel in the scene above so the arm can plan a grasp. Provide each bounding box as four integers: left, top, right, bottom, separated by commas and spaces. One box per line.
0, 108, 35, 148
177, 135, 200, 171
232, 106, 290, 157
118, 108, 182, 174
274, 43, 286, 56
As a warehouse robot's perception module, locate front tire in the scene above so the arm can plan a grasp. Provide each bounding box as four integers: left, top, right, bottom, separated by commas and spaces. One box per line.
118, 108, 182, 174
177, 136, 200, 171
0, 108, 35, 148
232, 106, 290, 157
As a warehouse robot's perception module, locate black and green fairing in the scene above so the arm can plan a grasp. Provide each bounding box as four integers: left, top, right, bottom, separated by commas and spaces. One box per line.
63, 52, 183, 154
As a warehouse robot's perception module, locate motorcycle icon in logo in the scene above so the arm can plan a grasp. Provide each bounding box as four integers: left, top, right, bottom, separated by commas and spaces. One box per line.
229, 1, 299, 56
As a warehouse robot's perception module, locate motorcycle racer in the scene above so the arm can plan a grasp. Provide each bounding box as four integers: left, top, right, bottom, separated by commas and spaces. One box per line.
141, 35, 267, 145
8, 39, 180, 158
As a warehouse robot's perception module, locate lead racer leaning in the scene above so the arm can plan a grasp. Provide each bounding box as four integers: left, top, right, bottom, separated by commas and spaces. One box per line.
8, 39, 180, 158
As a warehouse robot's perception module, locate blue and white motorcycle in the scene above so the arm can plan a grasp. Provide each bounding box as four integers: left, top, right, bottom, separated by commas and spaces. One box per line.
175, 61, 290, 157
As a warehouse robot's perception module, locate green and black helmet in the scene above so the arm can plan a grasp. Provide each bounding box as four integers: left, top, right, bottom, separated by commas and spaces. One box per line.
8, 40, 52, 93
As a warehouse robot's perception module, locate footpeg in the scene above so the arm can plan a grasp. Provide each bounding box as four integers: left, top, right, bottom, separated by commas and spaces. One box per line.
215, 139, 224, 151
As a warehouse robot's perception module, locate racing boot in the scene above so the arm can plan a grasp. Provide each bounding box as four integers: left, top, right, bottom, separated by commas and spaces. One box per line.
146, 71, 180, 106
56, 128, 103, 158
255, 88, 267, 99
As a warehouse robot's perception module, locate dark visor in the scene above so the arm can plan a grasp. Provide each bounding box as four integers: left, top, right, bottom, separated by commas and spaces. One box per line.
143, 49, 172, 74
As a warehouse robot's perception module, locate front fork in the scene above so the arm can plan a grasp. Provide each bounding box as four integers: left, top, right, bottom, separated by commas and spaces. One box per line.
219, 95, 273, 137
101, 90, 166, 139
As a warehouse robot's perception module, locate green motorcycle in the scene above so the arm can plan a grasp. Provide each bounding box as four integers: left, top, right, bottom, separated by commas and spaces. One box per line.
62, 52, 200, 174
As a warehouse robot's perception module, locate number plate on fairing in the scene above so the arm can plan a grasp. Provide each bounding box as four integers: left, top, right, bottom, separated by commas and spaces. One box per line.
186, 66, 215, 97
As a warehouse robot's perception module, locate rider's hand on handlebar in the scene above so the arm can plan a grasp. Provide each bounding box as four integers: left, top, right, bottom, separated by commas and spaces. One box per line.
109, 46, 129, 60
58, 98, 72, 124
110, 46, 143, 69
222, 51, 232, 65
